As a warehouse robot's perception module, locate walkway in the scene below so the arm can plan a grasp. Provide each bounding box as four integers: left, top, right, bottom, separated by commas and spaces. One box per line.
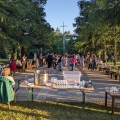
14, 65, 120, 103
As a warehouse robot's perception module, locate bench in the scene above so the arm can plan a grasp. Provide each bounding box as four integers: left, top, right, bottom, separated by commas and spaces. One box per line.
63, 71, 82, 84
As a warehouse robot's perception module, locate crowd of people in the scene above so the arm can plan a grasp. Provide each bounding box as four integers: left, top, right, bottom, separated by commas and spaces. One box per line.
0, 52, 111, 84
46, 53, 83, 71
45, 53, 109, 71
0, 52, 111, 76
0, 52, 112, 104
0, 52, 115, 106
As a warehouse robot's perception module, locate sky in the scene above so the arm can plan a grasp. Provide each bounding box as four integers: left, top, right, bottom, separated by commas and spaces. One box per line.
44, 0, 79, 34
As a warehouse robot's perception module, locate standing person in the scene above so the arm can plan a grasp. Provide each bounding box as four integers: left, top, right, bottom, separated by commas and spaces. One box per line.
36, 59, 39, 68
2, 68, 15, 87
62, 55, 65, 67
22, 54, 27, 71
111, 55, 114, 62
47, 54, 53, 68
16, 58, 22, 72
92, 57, 97, 71
57, 55, 63, 71
0, 68, 15, 104
80, 56, 85, 70
38, 54, 43, 67
70, 55, 77, 71
64, 55, 68, 67
9, 59, 17, 73
8, 53, 12, 61
88, 56, 93, 70
53, 55, 58, 69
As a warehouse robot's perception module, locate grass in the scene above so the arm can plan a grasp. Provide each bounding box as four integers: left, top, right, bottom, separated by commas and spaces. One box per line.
0, 59, 9, 65
107, 62, 120, 66
0, 101, 120, 120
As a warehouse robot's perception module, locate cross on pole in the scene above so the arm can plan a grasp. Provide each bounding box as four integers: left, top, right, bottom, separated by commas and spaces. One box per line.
60, 21, 67, 54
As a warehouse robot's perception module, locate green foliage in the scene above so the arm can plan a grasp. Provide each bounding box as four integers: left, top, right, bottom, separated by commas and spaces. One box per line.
73, 0, 120, 59
0, 0, 54, 58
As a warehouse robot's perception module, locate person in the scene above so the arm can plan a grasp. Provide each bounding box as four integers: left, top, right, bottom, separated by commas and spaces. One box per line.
8, 53, 12, 61
31, 57, 37, 68
22, 54, 27, 71
95, 57, 99, 70
70, 55, 77, 71
2, 68, 15, 87
111, 55, 114, 62
92, 57, 97, 71
16, 58, 22, 72
0, 68, 15, 105
64, 55, 68, 67
80, 56, 85, 70
47, 54, 53, 68
53, 55, 58, 69
101, 60, 107, 69
38, 54, 43, 67
57, 55, 63, 71
88, 57, 93, 70
9, 59, 17, 73
36, 59, 39, 68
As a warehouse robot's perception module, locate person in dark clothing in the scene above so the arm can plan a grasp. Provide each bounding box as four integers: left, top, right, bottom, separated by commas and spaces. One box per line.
47, 54, 53, 68
88, 57, 93, 70
57, 55, 63, 71
38, 54, 43, 67
92, 57, 97, 70
53, 56, 58, 69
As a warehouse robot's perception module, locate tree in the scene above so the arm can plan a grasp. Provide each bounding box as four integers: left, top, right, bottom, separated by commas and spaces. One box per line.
0, 0, 54, 58
73, 0, 120, 64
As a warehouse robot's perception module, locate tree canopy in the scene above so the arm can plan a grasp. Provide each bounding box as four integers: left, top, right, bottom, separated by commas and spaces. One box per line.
73, 0, 120, 64
0, 0, 54, 58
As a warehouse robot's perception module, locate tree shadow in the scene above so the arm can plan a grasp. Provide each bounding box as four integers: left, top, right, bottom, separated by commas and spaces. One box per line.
0, 101, 119, 119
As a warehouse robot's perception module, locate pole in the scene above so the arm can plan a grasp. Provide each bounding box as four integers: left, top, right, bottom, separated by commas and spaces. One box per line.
60, 22, 67, 54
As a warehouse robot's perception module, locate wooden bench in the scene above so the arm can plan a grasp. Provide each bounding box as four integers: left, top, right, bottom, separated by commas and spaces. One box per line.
63, 71, 82, 84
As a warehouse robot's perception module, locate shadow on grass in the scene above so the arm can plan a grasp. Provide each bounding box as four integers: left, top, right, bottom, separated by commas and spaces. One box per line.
0, 101, 120, 120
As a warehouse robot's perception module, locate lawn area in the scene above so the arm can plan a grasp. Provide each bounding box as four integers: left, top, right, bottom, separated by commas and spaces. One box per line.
0, 59, 9, 65
0, 101, 120, 120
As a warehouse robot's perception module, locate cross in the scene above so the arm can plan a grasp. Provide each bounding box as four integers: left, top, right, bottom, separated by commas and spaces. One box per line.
60, 22, 67, 54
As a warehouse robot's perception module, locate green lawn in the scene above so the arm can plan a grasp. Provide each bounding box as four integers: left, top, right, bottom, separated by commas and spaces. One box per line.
0, 59, 9, 65
0, 101, 120, 120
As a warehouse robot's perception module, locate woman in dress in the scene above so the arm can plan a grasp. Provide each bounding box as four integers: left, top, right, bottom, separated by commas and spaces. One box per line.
57, 55, 63, 71
9, 59, 17, 73
2, 68, 15, 87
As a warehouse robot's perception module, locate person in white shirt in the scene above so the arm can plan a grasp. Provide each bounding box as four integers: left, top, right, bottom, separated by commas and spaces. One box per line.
101, 60, 107, 69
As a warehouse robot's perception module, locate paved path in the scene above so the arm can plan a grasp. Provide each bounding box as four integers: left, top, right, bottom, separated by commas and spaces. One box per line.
13, 65, 120, 103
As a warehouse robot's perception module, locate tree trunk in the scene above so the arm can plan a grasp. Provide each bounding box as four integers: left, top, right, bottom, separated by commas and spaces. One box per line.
102, 49, 106, 62
114, 39, 117, 66
21, 46, 26, 57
